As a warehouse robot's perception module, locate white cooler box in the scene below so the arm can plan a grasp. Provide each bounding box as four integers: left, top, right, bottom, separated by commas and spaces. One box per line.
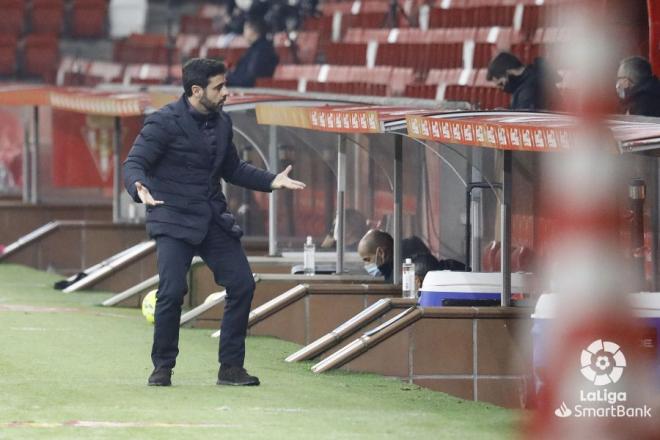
532, 292, 660, 394
419, 271, 535, 307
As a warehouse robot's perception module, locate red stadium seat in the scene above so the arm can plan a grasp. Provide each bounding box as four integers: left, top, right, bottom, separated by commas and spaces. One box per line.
23, 34, 60, 82
56, 56, 91, 85
377, 43, 459, 72
403, 84, 437, 99
520, 4, 563, 36
180, 15, 214, 36
273, 64, 320, 81
204, 47, 246, 69
324, 42, 368, 66
123, 63, 182, 86
255, 78, 299, 90
482, 241, 501, 272
307, 80, 387, 96
472, 42, 498, 68
71, 0, 108, 38
428, 5, 515, 28
176, 34, 201, 59
0, 35, 18, 76
511, 246, 535, 272
85, 60, 124, 85
389, 67, 415, 96
114, 33, 173, 64
30, 0, 64, 35
302, 15, 333, 45
273, 31, 319, 64
0, 0, 25, 37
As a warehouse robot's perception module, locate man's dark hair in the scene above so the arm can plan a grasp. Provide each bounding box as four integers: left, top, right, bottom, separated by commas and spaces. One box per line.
487, 52, 524, 81
182, 58, 226, 97
619, 56, 653, 84
245, 16, 268, 36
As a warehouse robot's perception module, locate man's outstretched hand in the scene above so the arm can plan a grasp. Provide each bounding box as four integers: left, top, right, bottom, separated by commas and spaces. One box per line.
135, 182, 164, 206
271, 165, 306, 190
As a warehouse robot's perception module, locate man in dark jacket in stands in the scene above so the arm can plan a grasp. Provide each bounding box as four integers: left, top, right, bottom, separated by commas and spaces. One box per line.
124, 58, 304, 387
616, 56, 660, 117
227, 16, 279, 87
487, 52, 560, 111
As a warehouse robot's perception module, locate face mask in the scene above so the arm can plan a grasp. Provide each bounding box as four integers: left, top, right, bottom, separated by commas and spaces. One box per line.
235, 0, 253, 11
616, 84, 627, 100
364, 262, 382, 277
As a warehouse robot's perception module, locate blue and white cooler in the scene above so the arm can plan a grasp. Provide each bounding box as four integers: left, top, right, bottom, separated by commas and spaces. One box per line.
418, 271, 535, 307
531, 292, 660, 395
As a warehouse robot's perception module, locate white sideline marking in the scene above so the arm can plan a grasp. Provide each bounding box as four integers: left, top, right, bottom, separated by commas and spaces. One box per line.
3, 420, 239, 429
10, 327, 50, 331
250, 407, 306, 413
0, 305, 80, 313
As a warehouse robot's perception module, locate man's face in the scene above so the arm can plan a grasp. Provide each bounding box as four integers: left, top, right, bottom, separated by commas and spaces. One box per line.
358, 244, 384, 267
243, 23, 258, 44
616, 65, 633, 100
193, 74, 229, 113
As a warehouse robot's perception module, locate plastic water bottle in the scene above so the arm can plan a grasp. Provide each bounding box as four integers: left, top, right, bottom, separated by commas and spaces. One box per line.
303, 236, 315, 276
402, 258, 417, 298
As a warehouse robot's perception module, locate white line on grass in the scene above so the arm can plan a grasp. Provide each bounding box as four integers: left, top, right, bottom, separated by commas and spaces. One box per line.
3, 420, 240, 429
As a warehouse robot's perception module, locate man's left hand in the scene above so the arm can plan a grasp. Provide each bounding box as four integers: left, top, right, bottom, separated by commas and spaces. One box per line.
271, 165, 306, 190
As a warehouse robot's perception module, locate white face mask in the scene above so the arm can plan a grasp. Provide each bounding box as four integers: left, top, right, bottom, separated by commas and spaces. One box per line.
616, 84, 627, 100
235, 0, 253, 11
364, 262, 381, 277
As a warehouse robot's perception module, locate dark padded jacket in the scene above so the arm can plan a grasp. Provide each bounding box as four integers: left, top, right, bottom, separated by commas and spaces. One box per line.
621, 77, 660, 117
123, 95, 276, 245
511, 58, 560, 111
227, 37, 279, 87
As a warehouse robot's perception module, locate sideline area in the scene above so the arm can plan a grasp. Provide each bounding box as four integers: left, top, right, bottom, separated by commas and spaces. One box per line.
0, 264, 518, 439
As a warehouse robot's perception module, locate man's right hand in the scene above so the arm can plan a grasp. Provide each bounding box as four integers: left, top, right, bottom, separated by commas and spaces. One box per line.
135, 182, 164, 206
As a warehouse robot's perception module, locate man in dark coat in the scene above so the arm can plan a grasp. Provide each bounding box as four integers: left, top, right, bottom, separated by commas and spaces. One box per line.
123, 58, 304, 387
616, 56, 660, 117
226, 17, 279, 87
487, 52, 560, 111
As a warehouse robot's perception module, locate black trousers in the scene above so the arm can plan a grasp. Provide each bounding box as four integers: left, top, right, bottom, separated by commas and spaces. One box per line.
151, 225, 255, 370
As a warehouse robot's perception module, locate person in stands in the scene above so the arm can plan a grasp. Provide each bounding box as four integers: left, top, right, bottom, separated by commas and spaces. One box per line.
616, 56, 660, 117
226, 16, 279, 87
486, 52, 560, 111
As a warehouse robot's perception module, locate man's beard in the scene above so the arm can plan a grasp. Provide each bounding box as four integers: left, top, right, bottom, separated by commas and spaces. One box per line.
200, 92, 224, 113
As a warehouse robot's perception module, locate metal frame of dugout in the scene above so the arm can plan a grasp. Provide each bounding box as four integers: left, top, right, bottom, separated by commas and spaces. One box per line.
255, 102, 449, 284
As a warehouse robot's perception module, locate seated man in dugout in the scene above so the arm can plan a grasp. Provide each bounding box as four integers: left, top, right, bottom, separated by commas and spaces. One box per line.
357, 231, 442, 283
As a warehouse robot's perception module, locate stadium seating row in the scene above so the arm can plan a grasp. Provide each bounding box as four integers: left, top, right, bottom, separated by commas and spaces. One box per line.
0, 0, 108, 38
56, 56, 182, 87
0, 34, 59, 82
164, 27, 563, 73
296, 1, 574, 43
256, 62, 511, 108
116, 31, 321, 66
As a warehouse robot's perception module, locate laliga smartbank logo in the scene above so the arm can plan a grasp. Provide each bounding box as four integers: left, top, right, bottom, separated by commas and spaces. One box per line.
580, 339, 625, 386
554, 339, 652, 419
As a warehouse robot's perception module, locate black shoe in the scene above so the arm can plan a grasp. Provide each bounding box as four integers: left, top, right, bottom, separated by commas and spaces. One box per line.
217, 365, 260, 386
148, 368, 172, 386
